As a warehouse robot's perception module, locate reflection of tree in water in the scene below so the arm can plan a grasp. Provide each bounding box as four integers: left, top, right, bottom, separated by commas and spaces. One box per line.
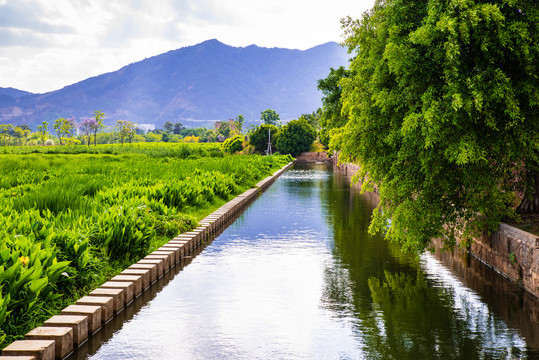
320, 170, 527, 360
366, 270, 525, 359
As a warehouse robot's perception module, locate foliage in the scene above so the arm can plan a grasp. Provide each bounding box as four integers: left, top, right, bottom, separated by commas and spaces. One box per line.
234, 115, 245, 134
79, 118, 95, 146
12, 127, 30, 146
36, 122, 49, 146
317, 66, 352, 147
298, 110, 322, 133
0, 145, 291, 345
216, 122, 231, 138
53, 118, 76, 146
248, 124, 280, 154
145, 133, 161, 142
260, 109, 280, 125
173, 122, 184, 135
116, 120, 137, 145
338, 0, 539, 251
275, 118, 316, 156
222, 135, 244, 154
92, 110, 105, 146
183, 135, 200, 143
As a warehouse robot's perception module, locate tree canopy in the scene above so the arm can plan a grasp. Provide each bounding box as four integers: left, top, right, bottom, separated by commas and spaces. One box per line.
260, 109, 280, 125
276, 118, 316, 156
338, 0, 539, 251
317, 66, 351, 147
248, 124, 280, 154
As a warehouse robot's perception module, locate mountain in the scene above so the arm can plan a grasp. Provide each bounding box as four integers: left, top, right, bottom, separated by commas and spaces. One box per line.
0, 87, 33, 98
0, 39, 348, 129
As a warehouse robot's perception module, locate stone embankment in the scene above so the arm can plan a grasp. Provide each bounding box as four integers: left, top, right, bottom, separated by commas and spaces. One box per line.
466, 223, 539, 298
294, 152, 333, 164
0, 162, 293, 360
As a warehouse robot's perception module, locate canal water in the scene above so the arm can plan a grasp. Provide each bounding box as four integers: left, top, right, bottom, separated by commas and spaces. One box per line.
78, 164, 539, 359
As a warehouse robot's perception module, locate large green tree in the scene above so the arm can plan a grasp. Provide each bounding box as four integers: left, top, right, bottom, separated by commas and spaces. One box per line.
317, 66, 352, 147
276, 118, 316, 156
248, 124, 280, 153
338, 0, 539, 251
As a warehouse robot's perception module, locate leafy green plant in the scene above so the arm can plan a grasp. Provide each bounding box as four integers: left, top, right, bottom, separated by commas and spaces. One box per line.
222, 135, 244, 154
0, 144, 291, 347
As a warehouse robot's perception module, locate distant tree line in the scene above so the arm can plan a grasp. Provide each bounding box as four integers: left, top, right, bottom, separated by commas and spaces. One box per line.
0, 108, 321, 151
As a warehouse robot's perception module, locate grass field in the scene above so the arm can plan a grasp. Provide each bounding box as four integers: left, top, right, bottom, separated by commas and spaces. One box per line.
0, 143, 292, 347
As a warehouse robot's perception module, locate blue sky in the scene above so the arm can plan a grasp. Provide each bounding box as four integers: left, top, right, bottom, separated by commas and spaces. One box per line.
0, 0, 374, 93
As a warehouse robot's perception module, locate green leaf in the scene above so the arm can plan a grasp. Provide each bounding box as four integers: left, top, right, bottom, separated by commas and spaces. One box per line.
0, 249, 9, 264
28, 277, 48, 297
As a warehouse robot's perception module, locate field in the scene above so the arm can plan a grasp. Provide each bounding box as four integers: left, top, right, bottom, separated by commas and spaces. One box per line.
0, 143, 292, 347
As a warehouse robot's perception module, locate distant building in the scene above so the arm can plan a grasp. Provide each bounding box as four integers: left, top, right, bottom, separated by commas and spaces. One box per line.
137, 124, 155, 133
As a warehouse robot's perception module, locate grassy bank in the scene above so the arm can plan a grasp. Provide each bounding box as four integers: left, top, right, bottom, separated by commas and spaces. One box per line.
0, 143, 291, 347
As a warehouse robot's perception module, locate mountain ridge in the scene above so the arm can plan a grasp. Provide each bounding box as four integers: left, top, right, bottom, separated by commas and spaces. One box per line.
0, 39, 348, 128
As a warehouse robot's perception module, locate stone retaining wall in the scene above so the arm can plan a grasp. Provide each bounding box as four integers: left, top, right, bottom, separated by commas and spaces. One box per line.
294, 152, 333, 164
0, 162, 294, 360
466, 223, 539, 298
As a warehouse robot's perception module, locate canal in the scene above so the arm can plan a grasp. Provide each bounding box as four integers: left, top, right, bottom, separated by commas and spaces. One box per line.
76, 164, 539, 359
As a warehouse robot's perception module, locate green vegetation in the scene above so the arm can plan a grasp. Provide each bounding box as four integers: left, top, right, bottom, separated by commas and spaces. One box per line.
317, 67, 351, 148
333, 0, 539, 251
246, 114, 316, 156
222, 135, 244, 154
275, 118, 316, 156
260, 109, 280, 125
248, 124, 280, 154
0, 143, 291, 347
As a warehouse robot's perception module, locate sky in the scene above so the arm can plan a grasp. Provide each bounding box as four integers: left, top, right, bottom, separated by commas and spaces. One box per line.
0, 0, 374, 94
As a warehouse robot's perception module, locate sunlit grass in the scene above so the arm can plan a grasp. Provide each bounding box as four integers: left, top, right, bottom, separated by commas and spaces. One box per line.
0, 144, 292, 348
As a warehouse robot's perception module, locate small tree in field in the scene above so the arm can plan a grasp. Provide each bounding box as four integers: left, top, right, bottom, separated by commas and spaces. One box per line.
36, 121, 49, 146
116, 120, 136, 145
92, 110, 105, 146
260, 109, 280, 126
53, 117, 76, 146
79, 118, 95, 146
234, 114, 245, 134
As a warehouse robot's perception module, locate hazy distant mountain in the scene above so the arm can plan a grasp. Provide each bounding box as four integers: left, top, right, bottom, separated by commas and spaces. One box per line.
0, 39, 348, 129
0, 87, 33, 98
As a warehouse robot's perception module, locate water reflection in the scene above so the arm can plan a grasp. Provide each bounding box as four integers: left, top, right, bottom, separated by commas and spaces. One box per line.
81, 164, 539, 360
323, 164, 539, 359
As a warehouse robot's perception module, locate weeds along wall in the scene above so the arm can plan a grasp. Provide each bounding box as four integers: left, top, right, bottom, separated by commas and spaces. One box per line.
0, 143, 292, 348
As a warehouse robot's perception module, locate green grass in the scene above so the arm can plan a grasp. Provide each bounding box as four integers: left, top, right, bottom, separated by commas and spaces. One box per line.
0, 143, 292, 347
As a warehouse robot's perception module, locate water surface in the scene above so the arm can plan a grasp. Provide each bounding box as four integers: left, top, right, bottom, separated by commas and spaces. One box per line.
81, 164, 539, 359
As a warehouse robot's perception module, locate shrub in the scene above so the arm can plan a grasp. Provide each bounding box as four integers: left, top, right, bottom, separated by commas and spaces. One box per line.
222, 135, 244, 154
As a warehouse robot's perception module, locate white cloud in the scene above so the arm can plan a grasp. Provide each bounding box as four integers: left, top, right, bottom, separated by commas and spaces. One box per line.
0, 0, 373, 93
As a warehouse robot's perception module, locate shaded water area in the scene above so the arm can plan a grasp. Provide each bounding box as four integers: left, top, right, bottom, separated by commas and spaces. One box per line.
76, 164, 539, 359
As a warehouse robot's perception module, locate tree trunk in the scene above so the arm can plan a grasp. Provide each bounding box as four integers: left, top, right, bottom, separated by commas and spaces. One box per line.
516, 168, 539, 214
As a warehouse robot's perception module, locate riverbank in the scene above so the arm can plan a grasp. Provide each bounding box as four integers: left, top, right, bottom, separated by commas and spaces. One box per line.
333, 158, 539, 300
